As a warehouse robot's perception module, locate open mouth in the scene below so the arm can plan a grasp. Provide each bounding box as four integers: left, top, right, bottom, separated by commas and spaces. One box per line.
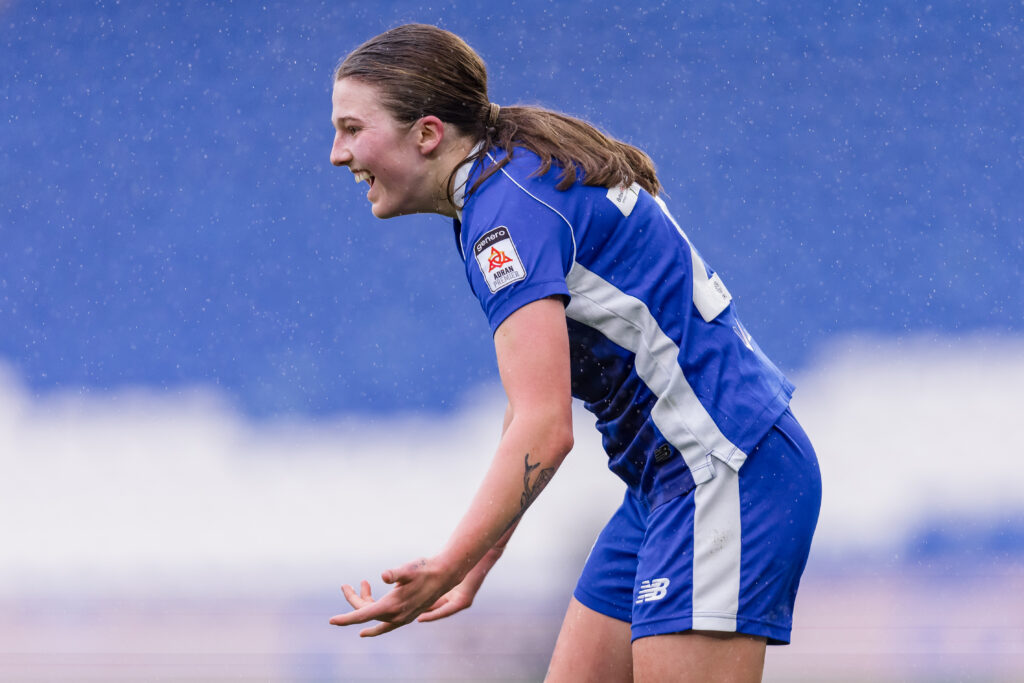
353, 170, 374, 187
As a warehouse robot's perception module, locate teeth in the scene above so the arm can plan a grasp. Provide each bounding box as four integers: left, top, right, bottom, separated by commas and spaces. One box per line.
353, 171, 372, 184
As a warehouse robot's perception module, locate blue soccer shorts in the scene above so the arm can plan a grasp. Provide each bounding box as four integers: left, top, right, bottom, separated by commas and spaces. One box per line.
573, 407, 822, 644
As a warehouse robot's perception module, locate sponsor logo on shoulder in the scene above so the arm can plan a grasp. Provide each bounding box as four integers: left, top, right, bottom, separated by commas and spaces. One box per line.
636, 577, 670, 603
473, 226, 526, 293
606, 182, 641, 217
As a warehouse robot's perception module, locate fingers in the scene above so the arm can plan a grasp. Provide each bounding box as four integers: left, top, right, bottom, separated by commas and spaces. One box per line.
340, 580, 375, 609
416, 596, 448, 623
359, 620, 404, 637
329, 605, 373, 627
331, 559, 435, 634
331, 581, 381, 626
329, 592, 412, 636
417, 595, 469, 623
417, 604, 456, 623
330, 580, 417, 628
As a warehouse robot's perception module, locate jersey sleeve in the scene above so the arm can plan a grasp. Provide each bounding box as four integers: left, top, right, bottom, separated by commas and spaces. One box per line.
460, 168, 573, 333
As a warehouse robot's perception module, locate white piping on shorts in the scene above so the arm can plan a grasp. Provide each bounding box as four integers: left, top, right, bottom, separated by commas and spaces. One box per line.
692, 458, 741, 631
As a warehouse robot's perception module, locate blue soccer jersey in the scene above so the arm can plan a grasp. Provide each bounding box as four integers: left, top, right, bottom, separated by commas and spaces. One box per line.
453, 148, 794, 509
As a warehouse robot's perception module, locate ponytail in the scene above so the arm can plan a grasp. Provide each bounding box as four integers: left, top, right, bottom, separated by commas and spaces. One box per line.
337, 24, 662, 202
469, 105, 661, 197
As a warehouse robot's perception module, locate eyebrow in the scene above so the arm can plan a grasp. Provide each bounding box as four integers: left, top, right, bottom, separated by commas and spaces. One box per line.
333, 115, 362, 128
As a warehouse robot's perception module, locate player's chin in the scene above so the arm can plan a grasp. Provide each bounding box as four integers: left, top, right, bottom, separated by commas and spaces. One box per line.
369, 202, 394, 219
370, 202, 415, 220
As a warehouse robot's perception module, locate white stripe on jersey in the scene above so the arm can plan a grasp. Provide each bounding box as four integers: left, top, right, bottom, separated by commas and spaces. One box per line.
692, 459, 741, 632
564, 263, 748, 482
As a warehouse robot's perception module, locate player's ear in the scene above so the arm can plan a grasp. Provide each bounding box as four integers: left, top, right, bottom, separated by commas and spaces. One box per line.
414, 115, 444, 156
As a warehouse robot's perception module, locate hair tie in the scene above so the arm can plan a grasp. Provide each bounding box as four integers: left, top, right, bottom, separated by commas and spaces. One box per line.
486, 102, 500, 127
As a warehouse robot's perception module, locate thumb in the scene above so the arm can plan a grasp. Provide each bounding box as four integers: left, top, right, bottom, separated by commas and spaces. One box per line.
383, 558, 426, 585
417, 600, 457, 623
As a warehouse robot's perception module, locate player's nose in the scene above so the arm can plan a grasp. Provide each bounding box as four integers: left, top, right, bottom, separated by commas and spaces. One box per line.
330, 132, 351, 166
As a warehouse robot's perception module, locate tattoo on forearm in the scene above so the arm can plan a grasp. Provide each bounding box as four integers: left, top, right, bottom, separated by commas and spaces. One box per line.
519, 452, 554, 513
499, 453, 555, 537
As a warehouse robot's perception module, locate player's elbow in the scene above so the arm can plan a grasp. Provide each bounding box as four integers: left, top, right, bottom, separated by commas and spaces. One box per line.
540, 409, 575, 460
513, 404, 574, 460
552, 420, 574, 458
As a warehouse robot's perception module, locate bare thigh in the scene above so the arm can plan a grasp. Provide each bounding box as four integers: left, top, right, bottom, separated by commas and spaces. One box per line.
632, 630, 767, 683
546, 597, 633, 683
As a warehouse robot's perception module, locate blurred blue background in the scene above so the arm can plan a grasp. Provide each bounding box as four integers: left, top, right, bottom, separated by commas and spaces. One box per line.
2, 1, 1023, 681
3, 0, 1020, 417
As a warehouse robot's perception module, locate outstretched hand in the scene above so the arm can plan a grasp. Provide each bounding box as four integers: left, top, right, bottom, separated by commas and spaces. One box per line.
329, 557, 458, 637
416, 580, 477, 623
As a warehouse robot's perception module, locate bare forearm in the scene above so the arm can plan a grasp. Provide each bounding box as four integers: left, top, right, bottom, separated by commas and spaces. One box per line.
329, 300, 573, 636
438, 413, 572, 580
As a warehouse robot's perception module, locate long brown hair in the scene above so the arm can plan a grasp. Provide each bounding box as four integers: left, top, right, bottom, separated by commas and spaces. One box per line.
335, 24, 661, 199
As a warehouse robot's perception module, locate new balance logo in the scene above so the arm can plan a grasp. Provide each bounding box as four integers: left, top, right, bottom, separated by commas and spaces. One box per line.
636, 578, 670, 603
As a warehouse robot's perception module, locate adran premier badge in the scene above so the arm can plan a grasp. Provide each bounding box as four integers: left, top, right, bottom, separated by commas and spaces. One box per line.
474, 226, 526, 293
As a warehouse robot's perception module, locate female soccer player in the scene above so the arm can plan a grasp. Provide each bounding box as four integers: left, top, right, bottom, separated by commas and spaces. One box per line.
327, 24, 821, 682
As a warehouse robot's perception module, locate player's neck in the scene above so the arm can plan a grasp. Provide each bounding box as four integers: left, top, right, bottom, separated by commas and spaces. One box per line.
430, 134, 478, 218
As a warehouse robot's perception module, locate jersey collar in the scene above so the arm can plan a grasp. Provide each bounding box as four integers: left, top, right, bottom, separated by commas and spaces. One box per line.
452, 141, 484, 222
